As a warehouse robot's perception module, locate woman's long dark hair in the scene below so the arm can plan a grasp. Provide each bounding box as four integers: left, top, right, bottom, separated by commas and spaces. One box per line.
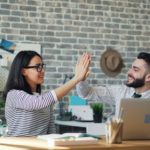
3, 50, 42, 100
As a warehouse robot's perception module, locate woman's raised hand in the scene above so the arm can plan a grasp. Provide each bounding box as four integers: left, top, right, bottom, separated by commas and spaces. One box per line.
74, 52, 91, 82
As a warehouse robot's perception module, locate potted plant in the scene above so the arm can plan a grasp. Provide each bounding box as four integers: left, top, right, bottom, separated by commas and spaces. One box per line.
61, 111, 72, 121
91, 102, 103, 123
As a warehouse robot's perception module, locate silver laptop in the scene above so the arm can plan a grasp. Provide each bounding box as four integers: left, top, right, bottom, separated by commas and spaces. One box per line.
120, 98, 150, 140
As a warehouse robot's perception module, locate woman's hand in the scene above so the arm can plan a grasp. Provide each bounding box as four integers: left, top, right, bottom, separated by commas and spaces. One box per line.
54, 52, 91, 100
73, 53, 91, 82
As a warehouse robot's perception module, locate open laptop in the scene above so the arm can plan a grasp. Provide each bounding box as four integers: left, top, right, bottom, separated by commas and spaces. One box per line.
120, 98, 150, 140
68, 106, 93, 121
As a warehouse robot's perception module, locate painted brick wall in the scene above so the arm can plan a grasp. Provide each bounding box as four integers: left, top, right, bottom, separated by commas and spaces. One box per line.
0, 0, 150, 114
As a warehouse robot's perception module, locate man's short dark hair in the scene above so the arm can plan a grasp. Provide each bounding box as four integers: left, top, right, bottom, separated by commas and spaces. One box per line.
137, 52, 150, 69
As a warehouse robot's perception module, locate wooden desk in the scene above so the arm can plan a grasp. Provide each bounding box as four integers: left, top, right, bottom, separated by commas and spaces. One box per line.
0, 137, 150, 150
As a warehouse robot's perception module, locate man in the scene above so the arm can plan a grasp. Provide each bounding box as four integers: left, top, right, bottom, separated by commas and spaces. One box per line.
76, 52, 150, 117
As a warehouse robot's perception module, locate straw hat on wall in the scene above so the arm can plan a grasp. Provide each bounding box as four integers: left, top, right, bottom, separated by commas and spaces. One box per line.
100, 49, 124, 77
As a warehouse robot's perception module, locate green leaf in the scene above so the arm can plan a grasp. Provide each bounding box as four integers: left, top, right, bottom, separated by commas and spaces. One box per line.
91, 103, 103, 114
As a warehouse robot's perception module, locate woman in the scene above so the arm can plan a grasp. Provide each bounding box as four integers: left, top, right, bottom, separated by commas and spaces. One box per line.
3, 50, 90, 136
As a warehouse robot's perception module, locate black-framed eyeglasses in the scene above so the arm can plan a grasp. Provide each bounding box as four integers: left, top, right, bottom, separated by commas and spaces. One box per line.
24, 64, 46, 72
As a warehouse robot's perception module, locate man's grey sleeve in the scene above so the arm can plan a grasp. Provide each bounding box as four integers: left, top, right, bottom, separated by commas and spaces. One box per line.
76, 80, 119, 105
76, 81, 92, 99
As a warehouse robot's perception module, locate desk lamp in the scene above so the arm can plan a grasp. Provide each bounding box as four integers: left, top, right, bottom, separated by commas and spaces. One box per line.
59, 74, 74, 118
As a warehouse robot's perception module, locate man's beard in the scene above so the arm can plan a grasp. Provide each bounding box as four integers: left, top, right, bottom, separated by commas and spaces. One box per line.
126, 76, 145, 88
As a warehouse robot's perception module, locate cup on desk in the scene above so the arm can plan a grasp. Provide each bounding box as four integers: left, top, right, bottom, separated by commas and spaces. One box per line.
105, 118, 123, 144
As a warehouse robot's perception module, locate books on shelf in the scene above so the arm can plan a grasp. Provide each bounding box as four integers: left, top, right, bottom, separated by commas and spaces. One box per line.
37, 133, 100, 146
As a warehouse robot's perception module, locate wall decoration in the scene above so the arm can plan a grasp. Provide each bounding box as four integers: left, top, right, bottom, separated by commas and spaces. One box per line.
0, 39, 41, 91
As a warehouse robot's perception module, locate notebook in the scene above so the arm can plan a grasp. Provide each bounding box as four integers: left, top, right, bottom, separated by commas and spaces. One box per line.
37, 133, 99, 147
120, 98, 150, 140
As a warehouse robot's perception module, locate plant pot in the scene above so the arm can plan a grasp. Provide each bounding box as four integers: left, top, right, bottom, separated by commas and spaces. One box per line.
61, 115, 72, 121
93, 113, 102, 123
91, 102, 103, 123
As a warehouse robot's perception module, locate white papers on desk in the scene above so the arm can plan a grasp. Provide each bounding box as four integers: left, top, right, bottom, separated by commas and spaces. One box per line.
37, 133, 99, 146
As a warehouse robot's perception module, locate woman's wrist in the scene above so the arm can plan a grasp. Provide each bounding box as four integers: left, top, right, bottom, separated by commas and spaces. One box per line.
71, 76, 80, 85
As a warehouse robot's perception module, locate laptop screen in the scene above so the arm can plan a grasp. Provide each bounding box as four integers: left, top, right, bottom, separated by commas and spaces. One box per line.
120, 98, 150, 140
